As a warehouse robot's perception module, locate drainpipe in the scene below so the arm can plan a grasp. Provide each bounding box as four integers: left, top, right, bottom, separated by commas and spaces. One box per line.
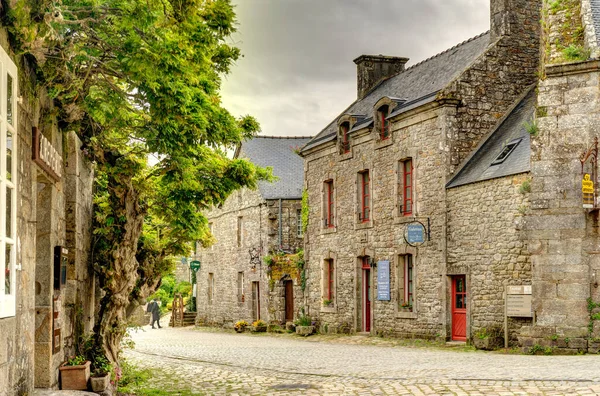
278, 199, 282, 250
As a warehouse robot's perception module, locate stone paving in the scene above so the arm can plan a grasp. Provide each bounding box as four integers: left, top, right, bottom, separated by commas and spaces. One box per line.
124, 324, 600, 395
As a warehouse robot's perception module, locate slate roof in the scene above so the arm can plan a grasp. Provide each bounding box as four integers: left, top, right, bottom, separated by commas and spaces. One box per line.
446, 88, 535, 189
238, 136, 311, 200
302, 32, 491, 152
591, 0, 600, 48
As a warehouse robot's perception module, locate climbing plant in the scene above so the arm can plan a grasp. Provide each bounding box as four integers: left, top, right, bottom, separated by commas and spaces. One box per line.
264, 249, 304, 291
4, 0, 271, 365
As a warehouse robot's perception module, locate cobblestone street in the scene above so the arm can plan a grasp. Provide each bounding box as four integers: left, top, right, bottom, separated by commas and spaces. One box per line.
123, 324, 600, 395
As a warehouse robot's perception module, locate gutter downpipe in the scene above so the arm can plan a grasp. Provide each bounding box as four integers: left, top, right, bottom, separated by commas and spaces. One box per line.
278, 198, 283, 250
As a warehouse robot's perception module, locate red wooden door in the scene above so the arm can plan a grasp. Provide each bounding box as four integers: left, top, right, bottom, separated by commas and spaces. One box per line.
284, 280, 294, 322
451, 275, 467, 341
362, 258, 371, 332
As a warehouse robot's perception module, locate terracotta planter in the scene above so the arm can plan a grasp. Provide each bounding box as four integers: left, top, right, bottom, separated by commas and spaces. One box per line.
60, 360, 90, 390
90, 374, 110, 392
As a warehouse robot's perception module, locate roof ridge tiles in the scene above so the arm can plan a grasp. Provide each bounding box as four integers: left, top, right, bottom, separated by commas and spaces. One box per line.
253, 135, 313, 140
404, 30, 490, 72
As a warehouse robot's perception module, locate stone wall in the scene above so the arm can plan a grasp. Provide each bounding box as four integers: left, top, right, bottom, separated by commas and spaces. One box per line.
303, 105, 448, 338
195, 187, 303, 327
522, 59, 600, 353
440, 0, 540, 175
0, 28, 95, 394
447, 175, 532, 344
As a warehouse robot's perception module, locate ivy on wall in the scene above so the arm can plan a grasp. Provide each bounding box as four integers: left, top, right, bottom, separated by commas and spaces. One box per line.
264, 249, 305, 291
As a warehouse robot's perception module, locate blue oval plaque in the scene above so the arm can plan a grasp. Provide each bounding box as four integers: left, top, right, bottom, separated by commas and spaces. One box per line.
406, 223, 425, 245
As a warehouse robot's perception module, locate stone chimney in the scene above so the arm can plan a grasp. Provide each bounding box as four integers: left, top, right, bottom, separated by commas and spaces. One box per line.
353, 55, 409, 99
490, 0, 540, 42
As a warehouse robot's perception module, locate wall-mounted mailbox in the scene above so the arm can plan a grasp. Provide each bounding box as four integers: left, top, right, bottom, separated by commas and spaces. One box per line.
53, 246, 68, 290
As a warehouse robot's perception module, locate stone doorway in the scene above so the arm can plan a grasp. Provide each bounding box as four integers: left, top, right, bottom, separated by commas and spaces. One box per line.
251, 281, 260, 321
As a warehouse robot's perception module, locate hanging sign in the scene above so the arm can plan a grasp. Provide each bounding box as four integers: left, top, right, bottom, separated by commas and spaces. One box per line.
405, 222, 426, 246
580, 137, 598, 209
377, 260, 390, 301
583, 173, 594, 208
190, 260, 201, 271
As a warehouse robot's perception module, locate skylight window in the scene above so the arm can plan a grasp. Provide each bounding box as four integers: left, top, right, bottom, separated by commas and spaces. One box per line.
491, 139, 522, 165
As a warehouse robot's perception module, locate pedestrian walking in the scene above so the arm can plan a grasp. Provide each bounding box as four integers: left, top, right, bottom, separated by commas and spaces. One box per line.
147, 298, 162, 329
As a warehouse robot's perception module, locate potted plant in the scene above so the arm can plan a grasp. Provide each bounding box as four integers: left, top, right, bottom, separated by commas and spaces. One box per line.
252, 319, 267, 332
59, 355, 91, 390
472, 326, 504, 350
90, 355, 113, 392
322, 299, 333, 307
400, 302, 412, 312
234, 320, 249, 333
294, 313, 314, 336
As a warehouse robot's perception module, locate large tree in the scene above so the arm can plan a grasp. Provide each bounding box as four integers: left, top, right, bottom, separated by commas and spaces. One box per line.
7, 0, 270, 365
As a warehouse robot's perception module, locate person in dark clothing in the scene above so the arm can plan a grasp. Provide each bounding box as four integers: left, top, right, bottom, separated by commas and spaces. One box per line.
147, 298, 162, 329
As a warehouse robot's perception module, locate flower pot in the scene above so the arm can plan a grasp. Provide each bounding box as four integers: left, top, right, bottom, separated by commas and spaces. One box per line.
90, 374, 110, 392
253, 325, 267, 333
234, 327, 245, 333
295, 325, 314, 336
60, 361, 91, 390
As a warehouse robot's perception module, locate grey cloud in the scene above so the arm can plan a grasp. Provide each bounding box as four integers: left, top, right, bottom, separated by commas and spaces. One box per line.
222, 0, 490, 137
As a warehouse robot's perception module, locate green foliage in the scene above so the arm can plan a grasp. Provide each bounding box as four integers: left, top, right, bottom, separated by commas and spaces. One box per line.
117, 360, 151, 393
562, 44, 591, 61
301, 189, 309, 234
519, 179, 532, 194
536, 106, 548, 118
524, 120, 539, 137
4, 0, 273, 364
322, 299, 333, 306
294, 310, 312, 326
65, 355, 87, 366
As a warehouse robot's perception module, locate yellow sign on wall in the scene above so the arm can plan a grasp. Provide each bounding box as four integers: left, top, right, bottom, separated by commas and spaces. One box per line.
583, 173, 594, 208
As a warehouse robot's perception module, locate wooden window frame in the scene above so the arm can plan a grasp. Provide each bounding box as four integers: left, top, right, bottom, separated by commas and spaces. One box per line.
296, 209, 303, 238
340, 123, 350, 153
325, 180, 334, 228
360, 171, 370, 222
237, 216, 243, 247
378, 106, 390, 140
0, 48, 18, 319
402, 159, 413, 216
404, 255, 413, 308
326, 259, 334, 301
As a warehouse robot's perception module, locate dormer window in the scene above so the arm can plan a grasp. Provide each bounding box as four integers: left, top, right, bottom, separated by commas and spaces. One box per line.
340, 122, 350, 154
377, 105, 390, 140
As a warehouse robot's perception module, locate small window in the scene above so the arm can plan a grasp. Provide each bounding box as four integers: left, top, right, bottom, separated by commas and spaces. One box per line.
398, 255, 414, 311
324, 180, 334, 228
237, 216, 243, 247
377, 105, 390, 140
491, 139, 522, 165
208, 273, 214, 305
399, 159, 413, 216
359, 171, 370, 222
237, 272, 244, 303
339, 122, 350, 154
324, 259, 335, 303
296, 209, 303, 238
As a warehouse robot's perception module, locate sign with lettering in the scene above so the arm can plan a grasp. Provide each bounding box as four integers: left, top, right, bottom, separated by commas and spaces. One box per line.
377, 260, 390, 301
405, 223, 425, 246
32, 127, 62, 182
190, 260, 201, 271
582, 173, 595, 208
506, 285, 533, 317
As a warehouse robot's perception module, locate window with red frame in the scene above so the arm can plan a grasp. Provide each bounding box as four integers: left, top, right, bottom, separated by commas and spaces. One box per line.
325, 259, 334, 301
402, 159, 413, 216
340, 122, 350, 153
360, 171, 370, 222
325, 180, 334, 228
378, 105, 390, 140
404, 255, 413, 308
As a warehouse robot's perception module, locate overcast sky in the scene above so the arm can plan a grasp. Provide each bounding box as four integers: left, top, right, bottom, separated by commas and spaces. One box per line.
220, 0, 490, 138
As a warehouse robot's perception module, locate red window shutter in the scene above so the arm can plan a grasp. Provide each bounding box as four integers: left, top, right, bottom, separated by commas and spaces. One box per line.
403, 160, 413, 215
361, 171, 370, 221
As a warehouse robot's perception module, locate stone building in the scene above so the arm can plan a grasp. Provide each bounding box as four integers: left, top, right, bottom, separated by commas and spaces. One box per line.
0, 25, 95, 394
300, 0, 541, 343
195, 136, 309, 327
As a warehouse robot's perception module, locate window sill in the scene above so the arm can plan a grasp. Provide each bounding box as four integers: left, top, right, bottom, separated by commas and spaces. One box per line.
320, 306, 336, 314
374, 138, 393, 150
394, 215, 420, 225
396, 311, 417, 319
338, 150, 353, 161
354, 221, 373, 230
321, 226, 337, 235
